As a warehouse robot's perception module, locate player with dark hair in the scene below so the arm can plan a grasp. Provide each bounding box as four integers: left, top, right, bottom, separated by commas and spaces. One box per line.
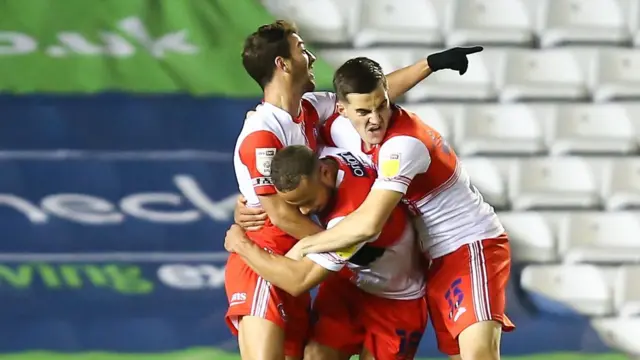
226, 145, 427, 360
228, 19, 484, 360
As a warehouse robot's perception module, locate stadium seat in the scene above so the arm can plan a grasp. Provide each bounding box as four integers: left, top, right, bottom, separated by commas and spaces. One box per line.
454, 104, 546, 155
460, 158, 508, 208
404, 104, 452, 139
318, 48, 414, 74
521, 264, 615, 316
593, 48, 640, 102
548, 104, 639, 155
509, 157, 600, 210
614, 265, 640, 316
500, 49, 589, 102
445, 0, 534, 47
404, 48, 499, 102
602, 158, 640, 210
352, 0, 443, 48
558, 212, 640, 263
261, 0, 349, 44
591, 317, 640, 356
538, 0, 630, 48
498, 212, 557, 262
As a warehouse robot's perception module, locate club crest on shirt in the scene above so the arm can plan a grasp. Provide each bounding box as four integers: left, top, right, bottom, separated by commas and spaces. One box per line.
380, 153, 400, 178
255, 148, 276, 176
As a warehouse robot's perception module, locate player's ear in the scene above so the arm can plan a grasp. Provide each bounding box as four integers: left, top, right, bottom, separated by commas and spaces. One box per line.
336, 101, 347, 116
274, 56, 290, 73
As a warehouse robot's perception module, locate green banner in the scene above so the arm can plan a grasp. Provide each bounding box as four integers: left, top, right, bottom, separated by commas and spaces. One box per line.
0, 0, 334, 96
0, 349, 626, 360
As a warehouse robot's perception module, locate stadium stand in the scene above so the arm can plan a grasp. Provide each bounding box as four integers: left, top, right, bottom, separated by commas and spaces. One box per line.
264, 0, 640, 357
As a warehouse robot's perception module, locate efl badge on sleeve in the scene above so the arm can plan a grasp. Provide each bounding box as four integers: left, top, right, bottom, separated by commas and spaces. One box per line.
336, 244, 359, 259
380, 153, 400, 178
255, 148, 276, 176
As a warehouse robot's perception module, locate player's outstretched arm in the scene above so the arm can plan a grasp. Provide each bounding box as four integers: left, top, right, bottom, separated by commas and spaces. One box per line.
225, 225, 331, 296
385, 46, 484, 101
293, 135, 431, 256
293, 189, 403, 256
385, 59, 432, 101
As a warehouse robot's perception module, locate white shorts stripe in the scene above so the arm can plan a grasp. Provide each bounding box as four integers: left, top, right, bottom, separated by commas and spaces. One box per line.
468, 242, 491, 321
478, 241, 492, 318
250, 277, 272, 318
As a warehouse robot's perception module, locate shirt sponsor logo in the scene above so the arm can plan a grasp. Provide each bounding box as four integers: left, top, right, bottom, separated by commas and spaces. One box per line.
337, 152, 365, 177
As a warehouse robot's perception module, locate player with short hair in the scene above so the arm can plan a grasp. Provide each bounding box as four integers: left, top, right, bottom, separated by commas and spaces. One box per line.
228, 19, 485, 360
225, 144, 427, 360
307, 56, 514, 360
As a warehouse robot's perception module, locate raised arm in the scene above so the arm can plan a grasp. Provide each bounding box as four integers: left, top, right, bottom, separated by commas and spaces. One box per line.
293, 136, 431, 255
386, 46, 484, 101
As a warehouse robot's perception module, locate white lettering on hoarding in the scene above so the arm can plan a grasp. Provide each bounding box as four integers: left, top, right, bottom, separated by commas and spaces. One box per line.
0, 17, 198, 58
0, 175, 236, 224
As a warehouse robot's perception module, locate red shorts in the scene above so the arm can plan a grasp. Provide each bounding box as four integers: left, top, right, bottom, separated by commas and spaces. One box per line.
224, 253, 311, 357
311, 275, 428, 360
426, 236, 516, 356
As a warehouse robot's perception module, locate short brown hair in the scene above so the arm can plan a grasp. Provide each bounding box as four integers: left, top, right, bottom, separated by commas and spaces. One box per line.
242, 20, 298, 89
333, 57, 388, 102
270, 145, 319, 192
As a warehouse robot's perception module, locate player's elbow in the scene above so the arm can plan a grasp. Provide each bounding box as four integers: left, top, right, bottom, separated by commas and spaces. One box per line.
287, 284, 308, 297
358, 217, 384, 239
278, 277, 308, 297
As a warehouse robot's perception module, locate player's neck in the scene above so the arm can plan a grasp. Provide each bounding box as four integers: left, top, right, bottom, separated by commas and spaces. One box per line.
263, 81, 303, 119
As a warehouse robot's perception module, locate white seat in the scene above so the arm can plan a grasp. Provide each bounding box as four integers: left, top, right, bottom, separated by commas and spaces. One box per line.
353, 0, 443, 48
499, 212, 557, 262
461, 158, 508, 208
500, 49, 588, 102
403, 104, 452, 139
521, 264, 614, 316
318, 48, 414, 73
446, 0, 534, 47
262, 0, 349, 44
454, 104, 546, 155
591, 317, 640, 356
615, 266, 640, 316
509, 157, 600, 210
538, 0, 630, 48
405, 48, 498, 102
593, 49, 640, 102
549, 104, 639, 155
558, 212, 640, 263
603, 158, 640, 210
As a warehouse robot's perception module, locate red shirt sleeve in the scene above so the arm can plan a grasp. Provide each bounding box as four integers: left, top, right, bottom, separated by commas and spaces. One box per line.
238, 130, 284, 196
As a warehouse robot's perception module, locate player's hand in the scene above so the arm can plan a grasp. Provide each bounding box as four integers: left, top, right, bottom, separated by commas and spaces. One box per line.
426, 46, 483, 75
285, 242, 305, 261
234, 195, 267, 231
224, 224, 249, 253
